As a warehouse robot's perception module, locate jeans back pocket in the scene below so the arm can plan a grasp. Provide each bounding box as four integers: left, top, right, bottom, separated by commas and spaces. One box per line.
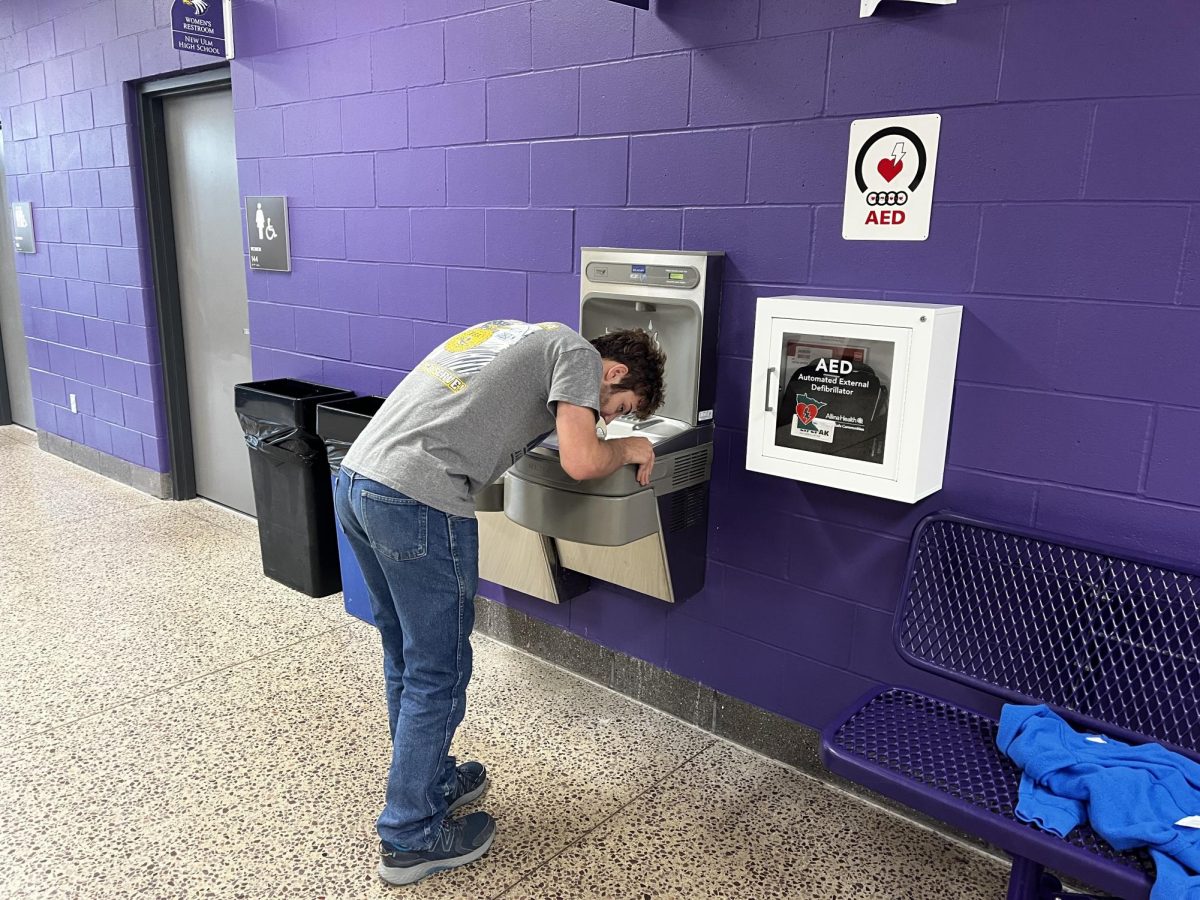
359, 491, 429, 561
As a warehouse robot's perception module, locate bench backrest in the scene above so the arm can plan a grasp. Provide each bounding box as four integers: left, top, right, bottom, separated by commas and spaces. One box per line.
896, 514, 1200, 756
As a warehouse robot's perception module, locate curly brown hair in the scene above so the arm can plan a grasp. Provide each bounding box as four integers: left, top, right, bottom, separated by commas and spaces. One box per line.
589, 328, 667, 419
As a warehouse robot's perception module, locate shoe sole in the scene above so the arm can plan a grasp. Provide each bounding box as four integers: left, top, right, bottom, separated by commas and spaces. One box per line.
377, 829, 495, 886
447, 775, 490, 814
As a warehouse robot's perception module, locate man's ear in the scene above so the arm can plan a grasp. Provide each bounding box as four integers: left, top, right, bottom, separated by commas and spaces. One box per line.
604, 362, 629, 384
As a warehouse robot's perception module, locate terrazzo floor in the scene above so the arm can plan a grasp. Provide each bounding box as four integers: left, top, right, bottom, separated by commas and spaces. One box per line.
0, 423, 1010, 899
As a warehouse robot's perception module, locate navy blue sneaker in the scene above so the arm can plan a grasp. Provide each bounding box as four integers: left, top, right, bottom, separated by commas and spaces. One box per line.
377, 811, 496, 886
446, 761, 490, 813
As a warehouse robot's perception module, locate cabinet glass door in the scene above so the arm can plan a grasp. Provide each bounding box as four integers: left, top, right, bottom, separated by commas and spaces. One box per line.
761, 318, 911, 481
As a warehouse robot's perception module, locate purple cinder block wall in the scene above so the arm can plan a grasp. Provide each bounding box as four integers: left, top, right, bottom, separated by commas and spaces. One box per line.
7, 0, 1200, 731
0, 0, 212, 471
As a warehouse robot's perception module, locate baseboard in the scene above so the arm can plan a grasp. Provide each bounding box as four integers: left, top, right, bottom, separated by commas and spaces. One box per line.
37, 429, 173, 499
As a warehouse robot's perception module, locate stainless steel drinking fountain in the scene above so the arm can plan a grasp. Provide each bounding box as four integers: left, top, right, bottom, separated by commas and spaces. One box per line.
477, 247, 724, 604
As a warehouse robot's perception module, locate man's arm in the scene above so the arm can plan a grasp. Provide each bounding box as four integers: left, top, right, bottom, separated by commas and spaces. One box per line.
555, 402, 655, 486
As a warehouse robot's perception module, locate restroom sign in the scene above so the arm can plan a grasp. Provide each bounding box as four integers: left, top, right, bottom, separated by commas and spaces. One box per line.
245, 196, 291, 272
11, 202, 35, 253
842, 114, 941, 242
172, 0, 234, 59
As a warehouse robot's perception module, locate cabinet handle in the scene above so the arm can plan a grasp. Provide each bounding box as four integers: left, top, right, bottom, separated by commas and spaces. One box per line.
764, 366, 776, 412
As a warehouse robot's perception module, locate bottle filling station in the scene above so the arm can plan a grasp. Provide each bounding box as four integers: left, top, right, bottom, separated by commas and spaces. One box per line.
477, 247, 724, 604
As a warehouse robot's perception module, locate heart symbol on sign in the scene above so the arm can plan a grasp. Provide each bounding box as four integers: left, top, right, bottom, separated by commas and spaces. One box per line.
877, 157, 903, 183
796, 403, 820, 426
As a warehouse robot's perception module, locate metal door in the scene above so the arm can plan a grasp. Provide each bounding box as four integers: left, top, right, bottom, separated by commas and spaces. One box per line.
0, 126, 34, 428
163, 89, 255, 515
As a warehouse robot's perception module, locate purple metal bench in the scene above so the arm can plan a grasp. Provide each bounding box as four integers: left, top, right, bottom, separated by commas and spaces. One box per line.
821, 513, 1200, 900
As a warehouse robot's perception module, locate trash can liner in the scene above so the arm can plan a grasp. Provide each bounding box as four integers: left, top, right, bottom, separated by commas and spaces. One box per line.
315, 395, 387, 475
234, 378, 354, 598
238, 415, 327, 466
323, 437, 354, 473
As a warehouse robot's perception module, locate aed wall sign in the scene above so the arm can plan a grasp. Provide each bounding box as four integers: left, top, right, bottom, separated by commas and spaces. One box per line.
842, 114, 941, 242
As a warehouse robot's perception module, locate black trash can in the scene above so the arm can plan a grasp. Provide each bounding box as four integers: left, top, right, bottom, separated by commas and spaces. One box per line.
316, 395, 387, 625
235, 378, 354, 597
317, 395, 387, 478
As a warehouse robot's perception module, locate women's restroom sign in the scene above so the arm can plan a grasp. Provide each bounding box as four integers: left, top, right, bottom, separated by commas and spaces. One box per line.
171, 0, 234, 59
245, 196, 291, 272
842, 114, 941, 241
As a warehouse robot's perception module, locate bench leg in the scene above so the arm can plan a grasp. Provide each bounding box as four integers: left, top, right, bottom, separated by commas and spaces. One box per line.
1006, 856, 1047, 900
1006, 856, 1101, 900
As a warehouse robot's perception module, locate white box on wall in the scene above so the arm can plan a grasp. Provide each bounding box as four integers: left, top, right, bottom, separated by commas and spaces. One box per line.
745, 296, 962, 503
861, 0, 955, 17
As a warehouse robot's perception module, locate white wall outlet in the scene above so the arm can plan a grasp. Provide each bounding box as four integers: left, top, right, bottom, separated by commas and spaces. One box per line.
69, 393, 78, 414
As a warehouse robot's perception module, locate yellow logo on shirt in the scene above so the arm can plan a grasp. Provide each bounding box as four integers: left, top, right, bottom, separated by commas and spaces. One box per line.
420, 320, 541, 393
418, 361, 468, 393
444, 326, 495, 353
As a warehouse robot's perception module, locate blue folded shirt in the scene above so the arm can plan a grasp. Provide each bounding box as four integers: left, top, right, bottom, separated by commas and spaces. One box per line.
998, 704, 1200, 899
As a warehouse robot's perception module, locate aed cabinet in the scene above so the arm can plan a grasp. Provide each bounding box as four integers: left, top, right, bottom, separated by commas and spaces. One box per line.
746, 296, 962, 503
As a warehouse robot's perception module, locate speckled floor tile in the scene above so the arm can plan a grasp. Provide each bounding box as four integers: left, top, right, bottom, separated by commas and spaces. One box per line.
0, 629, 714, 900
0, 628, 385, 900
788, 798, 1009, 900
1, 437, 1009, 899
178, 497, 262, 543
0, 440, 154, 533
0, 502, 346, 741
0, 423, 36, 445
1, 499, 338, 615
503, 741, 1009, 900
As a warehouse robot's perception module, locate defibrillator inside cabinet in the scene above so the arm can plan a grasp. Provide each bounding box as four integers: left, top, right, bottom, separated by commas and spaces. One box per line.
746, 296, 962, 503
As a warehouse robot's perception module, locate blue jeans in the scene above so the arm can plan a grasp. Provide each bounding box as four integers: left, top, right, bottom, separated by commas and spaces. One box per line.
333, 467, 479, 850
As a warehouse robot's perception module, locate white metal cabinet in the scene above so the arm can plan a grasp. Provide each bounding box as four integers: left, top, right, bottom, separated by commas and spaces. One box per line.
746, 296, 962, 503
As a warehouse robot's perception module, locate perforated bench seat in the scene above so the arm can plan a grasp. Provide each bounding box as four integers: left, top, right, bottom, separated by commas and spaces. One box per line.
824, 687, 1154, 899
818, 514, 1200, 900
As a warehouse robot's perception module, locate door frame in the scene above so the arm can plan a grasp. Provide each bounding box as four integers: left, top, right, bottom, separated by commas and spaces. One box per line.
138, 66, 233, 500
0, 122, 19, 426
0, 332, 12, 427
0, 303, 11, 425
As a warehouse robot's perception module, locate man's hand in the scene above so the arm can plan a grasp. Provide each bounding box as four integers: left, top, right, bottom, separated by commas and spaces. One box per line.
619, 436, 654, 486
556, 403, 655, 486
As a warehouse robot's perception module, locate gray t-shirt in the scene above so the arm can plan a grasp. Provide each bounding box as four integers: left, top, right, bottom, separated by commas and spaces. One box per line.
342, 320, 601, 517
